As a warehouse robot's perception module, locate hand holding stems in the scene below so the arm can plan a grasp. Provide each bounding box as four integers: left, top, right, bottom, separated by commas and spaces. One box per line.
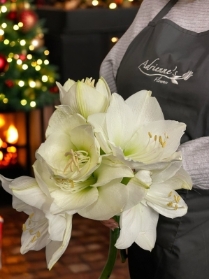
101, 218, 119, 231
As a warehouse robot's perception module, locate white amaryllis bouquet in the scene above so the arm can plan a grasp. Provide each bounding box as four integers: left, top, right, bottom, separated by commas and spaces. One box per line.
0, 77, 192, 278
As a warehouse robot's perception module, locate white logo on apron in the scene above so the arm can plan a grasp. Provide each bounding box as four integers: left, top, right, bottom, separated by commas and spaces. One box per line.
138, 58, 193, 85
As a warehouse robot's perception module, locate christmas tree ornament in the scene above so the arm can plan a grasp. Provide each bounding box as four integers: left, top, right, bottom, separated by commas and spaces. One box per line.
0, 54, 9, 73
19, 53, 27, 61
0, 0, 7, 4
5, 80, 15, 88
6, 10, 18, 21
49, 85, 59, 94
18, 10, 38, 32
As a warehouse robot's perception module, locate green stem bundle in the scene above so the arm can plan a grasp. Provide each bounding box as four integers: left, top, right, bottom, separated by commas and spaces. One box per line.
99, 216, 127, 279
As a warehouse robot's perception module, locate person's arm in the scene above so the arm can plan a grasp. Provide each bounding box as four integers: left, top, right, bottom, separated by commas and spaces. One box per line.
179, 137, 209, 189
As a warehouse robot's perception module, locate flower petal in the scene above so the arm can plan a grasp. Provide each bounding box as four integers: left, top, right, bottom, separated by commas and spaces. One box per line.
10, 176, 51, 211
46, 213, 72, 270
93, 155, 133, 187
33, 159, 56, 196
50, 186, 98, 214
151, 161, 182, 183
115, 205, 141, 249
134, 204, 159, 251
125, 90, 164, 125
77, 81, 109, 118
146, 185, 188, 218
57, 79, 75, 104
45, 107, 86, 138
88, 113, 112, 154
78, 181, 128, 220
124, 120, 185, 164
46, 213, 72, 242
63, 79, 75, 91
20, 208, 50, 254
116, 203, 158, 251
0, 174, 13, 194
167, 167, 193, 190
106, 93, 135, 148
12, 196, 34, 215
96, 77, 111, 100
125, 178, 148, 210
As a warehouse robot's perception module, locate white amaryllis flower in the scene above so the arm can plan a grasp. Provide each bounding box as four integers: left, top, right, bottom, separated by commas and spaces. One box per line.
0, 175, 72, 270
56, 77, 111, 119
77, 155, 142, 220
37, 107, 101, 182
33, 155, 135, 221
88, 91, 185, 168
115, 161, 192, 251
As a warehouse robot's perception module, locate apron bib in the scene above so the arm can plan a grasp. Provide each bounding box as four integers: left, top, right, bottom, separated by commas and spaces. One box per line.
116, 1, 209, 278
116, 0, 209, 143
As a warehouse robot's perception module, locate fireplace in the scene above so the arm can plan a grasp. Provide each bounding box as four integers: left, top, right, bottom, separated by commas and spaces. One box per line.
0, 112, 27, 173
0, 107, 54, 205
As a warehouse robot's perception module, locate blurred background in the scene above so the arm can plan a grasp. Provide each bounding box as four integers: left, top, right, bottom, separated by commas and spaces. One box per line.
0, 0, 142, 277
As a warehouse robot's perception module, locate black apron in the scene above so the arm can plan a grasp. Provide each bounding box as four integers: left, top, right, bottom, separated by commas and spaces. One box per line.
116, 1, 209, 278
116, 0, 209, 143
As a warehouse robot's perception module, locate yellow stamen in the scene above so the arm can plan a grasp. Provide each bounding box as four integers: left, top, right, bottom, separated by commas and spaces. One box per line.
174, 195, 181, 203
168, 191, 172, 197
159, 136, 163, 145
148, 132, 152, 138
167, 202, 173, 207
162, 141, 167, 148
31, 235, 37, 243
29, 213, 34, 219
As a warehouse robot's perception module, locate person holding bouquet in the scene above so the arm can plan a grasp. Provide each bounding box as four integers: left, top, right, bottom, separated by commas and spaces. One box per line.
100, 0, 209, 278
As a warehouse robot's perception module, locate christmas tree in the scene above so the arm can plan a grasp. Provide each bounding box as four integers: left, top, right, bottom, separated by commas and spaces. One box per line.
0, 0, 59, 111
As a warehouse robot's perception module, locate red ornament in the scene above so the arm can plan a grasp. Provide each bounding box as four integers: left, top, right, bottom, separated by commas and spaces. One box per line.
0, 0, 7, 3
6, 11, 18, 21
49, 85, 59, 94
18, 10, 38, 32
5, 80, 14, 88
19, 54, 27, 61
0, 54, 9, 73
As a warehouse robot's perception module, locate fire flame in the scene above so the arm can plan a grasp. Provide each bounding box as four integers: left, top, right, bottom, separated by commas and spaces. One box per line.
0, 117, 5, 128
5, 124, 18, 144
0, 116, 19, 167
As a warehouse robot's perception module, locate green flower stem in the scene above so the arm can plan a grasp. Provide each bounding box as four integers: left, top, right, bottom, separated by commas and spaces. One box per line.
120, 248, 127, 263
99, 216, 126, 279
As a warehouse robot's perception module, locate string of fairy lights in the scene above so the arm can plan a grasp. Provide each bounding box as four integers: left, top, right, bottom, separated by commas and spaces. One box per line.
90, 0, 134, 9
0, 0, 58, 111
